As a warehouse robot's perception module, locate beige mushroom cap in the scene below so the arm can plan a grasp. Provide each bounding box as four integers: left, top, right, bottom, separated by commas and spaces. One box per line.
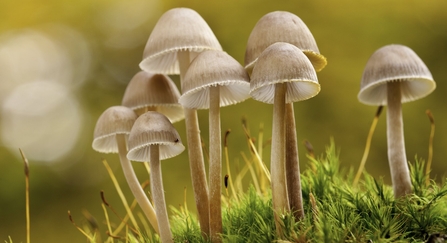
250, 42, 320, 104
127, 111, 185, 162
358, 44, 436, 106
140, 8, 222, 75
179, 50, 250, 109
122, 71, 184, 122
244, 11, 327, 75
92, 106, 137, 153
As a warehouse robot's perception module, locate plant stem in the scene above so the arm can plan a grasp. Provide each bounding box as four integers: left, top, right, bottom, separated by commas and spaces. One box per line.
387, 82, 412, 197
19, 148, 30, 243
353, 106, 383, 186
178, 51, 210, 238
271, 83, 290, 237
285, 103, 304, 221
425, 109, 435, 186
116, 134, 159, 233
150, 144, 173, 243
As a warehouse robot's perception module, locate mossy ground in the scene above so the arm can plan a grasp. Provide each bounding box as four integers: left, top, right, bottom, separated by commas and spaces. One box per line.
168, 142, 447, 243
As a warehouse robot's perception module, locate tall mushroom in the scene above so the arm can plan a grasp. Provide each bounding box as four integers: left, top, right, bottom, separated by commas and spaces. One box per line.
358, 44, 436, 198
250, 42, 319, 236
139, 8, 222, 236
244, 11, 327, 220
127, 111, 185, 243
92, 106, 159, 233
179, 50, 250, 243
122, 71, 184, 122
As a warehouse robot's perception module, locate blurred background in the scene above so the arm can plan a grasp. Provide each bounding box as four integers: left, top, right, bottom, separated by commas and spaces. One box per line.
1, 0, 446, 241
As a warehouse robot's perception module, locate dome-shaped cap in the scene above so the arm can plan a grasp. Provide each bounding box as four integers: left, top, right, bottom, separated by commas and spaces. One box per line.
358, 44, 436, 106
92, 106, 137, 153
179, 50, 250, 109
244, 11, 327, 75
139, 8, 222, 75
127, 111, 184, 162
250, 42, 320, 104
122, 71, 184, 122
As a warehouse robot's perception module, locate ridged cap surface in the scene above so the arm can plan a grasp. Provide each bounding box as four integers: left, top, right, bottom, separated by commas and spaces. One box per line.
92, 106, 137, 153
140, 8, 222, 75
245, 11, 327, 74
358, 44, 435, 106
127, 111, 184, 162
179, 50, 250, 109
122, 71, 184, 122
250, 42, 320, 104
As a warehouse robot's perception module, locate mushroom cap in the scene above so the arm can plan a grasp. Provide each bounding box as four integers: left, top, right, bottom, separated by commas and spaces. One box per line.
127, 111, 185, 162
92, 106, 137, 153
122, 71, 184, 122
244, 11, 327, 75
250, 42, 320, 104
358, 44, 436, 106
139, 8, 222, 75
179, 50, 250, 109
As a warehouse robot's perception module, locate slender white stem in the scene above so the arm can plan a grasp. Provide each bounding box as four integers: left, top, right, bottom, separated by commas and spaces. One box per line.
387, 82, 412, 197
116, 134, 159, 233
209, 86, 222, 243
178, 51, 210, 238
150, 144, 173, 243
271, 83, 290, 237
285, 102, 304, 220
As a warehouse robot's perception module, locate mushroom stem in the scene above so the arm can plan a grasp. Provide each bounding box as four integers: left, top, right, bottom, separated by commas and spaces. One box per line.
149, 144, 173, 243
285, 103, 304, 220
116, 134, 159, 233
271, 83, 290, 237
178, 51, 210, 237
209, 86, 222, 243
386, 81, 412, 197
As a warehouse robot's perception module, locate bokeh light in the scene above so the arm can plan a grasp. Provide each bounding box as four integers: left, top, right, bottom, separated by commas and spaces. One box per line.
1, 81, 82, 162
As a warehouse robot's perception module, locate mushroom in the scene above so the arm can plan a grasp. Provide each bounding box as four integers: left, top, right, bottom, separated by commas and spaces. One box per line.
244, 11, 327, 220
92, 106, 159, 233
179, 50, 250, 242
244, 11, 326, 76
358, 44, 436, 197
122, 71, 184, 122
139, 8, 222, 236
127, 111, 185, 243
250, 42, 320, 236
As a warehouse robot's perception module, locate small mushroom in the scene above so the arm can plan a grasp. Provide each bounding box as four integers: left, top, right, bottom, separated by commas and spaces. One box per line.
127, 111, 185, 243
179, 50, 250, 243
122, 71, 184, 122
250, 42, 319, 236
358, 44, 436, 197
139, 8, 222, 236
92, 106, 159, 233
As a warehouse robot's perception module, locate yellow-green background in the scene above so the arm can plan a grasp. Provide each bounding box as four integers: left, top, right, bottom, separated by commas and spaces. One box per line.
1, 0, 446, 241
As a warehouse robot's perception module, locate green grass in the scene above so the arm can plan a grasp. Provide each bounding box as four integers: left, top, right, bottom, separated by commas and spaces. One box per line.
118, 140, 447, 242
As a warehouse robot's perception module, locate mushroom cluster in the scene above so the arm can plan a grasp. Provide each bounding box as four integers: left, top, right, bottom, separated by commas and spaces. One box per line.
91, 7, 437, 243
